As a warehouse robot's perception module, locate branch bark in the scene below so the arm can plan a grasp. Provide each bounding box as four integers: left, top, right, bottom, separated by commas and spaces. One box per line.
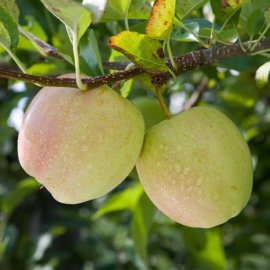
1, 38, 270, 90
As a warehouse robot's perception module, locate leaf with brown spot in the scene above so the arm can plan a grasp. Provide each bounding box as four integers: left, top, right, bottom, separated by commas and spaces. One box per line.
108, 31, 169, 73
146, 0, 176, 40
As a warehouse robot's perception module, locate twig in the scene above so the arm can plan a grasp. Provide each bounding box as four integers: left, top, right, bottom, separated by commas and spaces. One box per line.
183, 77, 208, 111
1, 38, 270, 89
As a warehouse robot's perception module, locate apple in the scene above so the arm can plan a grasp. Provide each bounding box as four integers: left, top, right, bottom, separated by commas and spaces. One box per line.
136, 106, 253, 228
131, 96, 165, 129
18, 74, 145, 204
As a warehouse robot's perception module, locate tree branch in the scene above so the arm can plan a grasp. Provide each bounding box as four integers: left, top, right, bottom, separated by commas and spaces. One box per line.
1, 38, 270, 90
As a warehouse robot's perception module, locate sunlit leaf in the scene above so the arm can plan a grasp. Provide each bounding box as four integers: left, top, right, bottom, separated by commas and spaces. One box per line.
120, 79, 134, 98
109, 0, 132, 14
108, 31, 169, 73
196, 229, 227, 270
40, 0, 92, 43
93, 185, 143, 219
146, 0, 176, 40
255, 61, 270, 88
82, 0, 108, 23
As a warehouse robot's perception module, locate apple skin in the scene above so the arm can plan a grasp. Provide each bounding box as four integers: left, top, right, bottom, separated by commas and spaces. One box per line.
136, 106, 253, 228
18, 74, 145, 204
131, 96, 165, 129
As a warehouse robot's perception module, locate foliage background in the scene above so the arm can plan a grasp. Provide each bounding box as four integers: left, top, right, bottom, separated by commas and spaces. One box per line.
1, 0, 270, 269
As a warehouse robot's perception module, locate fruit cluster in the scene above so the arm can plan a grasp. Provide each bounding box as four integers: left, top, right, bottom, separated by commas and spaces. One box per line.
18, 75, 253, 228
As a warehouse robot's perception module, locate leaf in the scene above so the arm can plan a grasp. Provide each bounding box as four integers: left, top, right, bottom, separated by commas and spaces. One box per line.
223, 0, 247, 12
246, 9, 265, 39
40, 0, 92, 43
195, 229, 227, 270
120, 79, 134, 98
216, 28, 238, 43
0, 0, 19, 22
93, 185, 143, 219
2, 178, 39, 216
108, 31, 169, 73
171, 21, 200, 42
0, 4, 19, 48
210, 0, 226, 23
264, 8, 270, 24
109, 0, 132, 13
255, 61, 270, 88
131, 192, 156, 264
176, 0, 207, 20
79, 29, 104, 76
82, 0, 108, 23
0, 21, 11, 49
101, 0, 152, 22
146, 0, 176, 40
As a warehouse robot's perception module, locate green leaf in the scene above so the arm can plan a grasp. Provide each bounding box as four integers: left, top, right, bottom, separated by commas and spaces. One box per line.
196, 229, 227, 270
171, 21, 200, 42
2, 178, 39, 216
146, 0, 176, 40
216, 28, 238, 43
93, 185, 143, 219
210, 0, 226, 23
108, 31, 169, 73
176, 0, 207, 20
40, 0, 92, 43
109, 0, 132, 14
264, 8, 270, 24
246, 9, 265, 39
0, 0, 19, 22
0, 21, 11, 49
120, 79, 134, 98
79, 29, 104, 76
131, 192, 156, 264
255, 61, 270, 88
101, 0, 152, 22
0, 3, 19, 48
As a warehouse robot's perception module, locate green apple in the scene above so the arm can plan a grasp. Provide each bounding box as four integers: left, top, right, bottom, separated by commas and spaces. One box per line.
131, 96, 165, 129
18, 74, 145, 204
136, 106, 253, 228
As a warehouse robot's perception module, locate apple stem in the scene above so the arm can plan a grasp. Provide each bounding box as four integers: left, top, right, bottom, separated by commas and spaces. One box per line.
156, 86, 171, 119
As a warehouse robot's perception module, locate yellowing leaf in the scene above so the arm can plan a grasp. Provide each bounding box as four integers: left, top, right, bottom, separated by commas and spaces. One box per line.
222, 0, 246, 13
108, 31, 169, 73
146, 0, 175, 40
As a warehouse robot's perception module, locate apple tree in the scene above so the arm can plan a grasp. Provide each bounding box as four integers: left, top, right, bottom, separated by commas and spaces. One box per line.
1, 0, 270, 269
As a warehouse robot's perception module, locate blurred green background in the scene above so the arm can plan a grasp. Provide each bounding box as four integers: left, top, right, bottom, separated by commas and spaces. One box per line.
1, 0, 270, 269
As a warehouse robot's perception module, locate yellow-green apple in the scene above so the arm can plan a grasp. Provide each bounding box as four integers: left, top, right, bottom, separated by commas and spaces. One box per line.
18, 74, 145, 204
136, 106, 253, 228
